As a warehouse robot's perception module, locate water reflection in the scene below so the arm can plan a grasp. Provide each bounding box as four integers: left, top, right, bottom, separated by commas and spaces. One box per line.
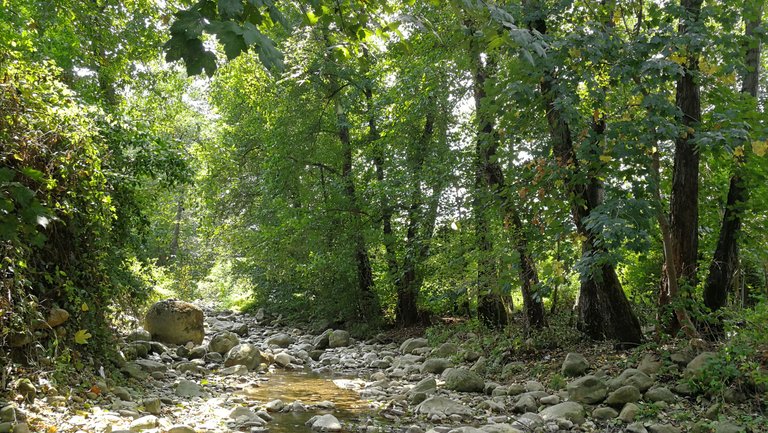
234, 370, 372, 433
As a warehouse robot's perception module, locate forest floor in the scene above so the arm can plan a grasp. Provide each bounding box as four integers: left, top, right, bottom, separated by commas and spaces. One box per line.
1, 304, 765, 433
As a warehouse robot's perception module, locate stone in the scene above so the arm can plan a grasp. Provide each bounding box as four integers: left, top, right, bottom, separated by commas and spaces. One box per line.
442, 368, 484, 393
308, 414, 342, 431
14, 380, 35, 403
143, 398, 161, 414
224, 344, 265, 371
11, 424, 28, 433
144, 300, 204, 345
129, 415, 158, 431
608, 369, 654, 392
705, 403, 721, 420
638, 354, 662, 375
46, 308, 70, 327
430, 342, 459, 358
188, 346, 207, 359
470, 356, 487, 375
645, 387, 676, 403
648, 424, 681, 433
714, 422, 745, 433
513, 395, 537, 413
208, 331, 239, 354
415, 396, 472, 417
122, 363, 149, 380
113, 386, 132, 401
0, 423, 10, 433
220, 365, 249, 376
274, 352, 294, 367
265, 399, 285, 412
525, 381, 545, 392
175, 380, 202, 398
166, 426, 196, 433
421, 358, 451, 374
627, 422, 649, 433
605, 385, 641, 407
328, 330, 350, 348
539, 401, 585, 425
313, 329, 333, 350
266, 333, 294, 348
400, 337, 429, 354
410, 377, 437, 395
230, 406, 261, 421
135, 359, 167, 373
127, 329, 152, 342
619, 403, 640, 422
566, 375, 607, 404
686, 352, 716, 375
539, 395, 560, 405
592, 406, 618, 420
0, 405, 16, 423
561, 353, 589, 377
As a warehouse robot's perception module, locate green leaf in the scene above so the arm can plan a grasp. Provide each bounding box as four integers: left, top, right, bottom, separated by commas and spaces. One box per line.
0, 167, 14, 183
218, 0, 244, 19
206, 21, 247, 60
20, 167, 45, 183
74, 329, 92, 344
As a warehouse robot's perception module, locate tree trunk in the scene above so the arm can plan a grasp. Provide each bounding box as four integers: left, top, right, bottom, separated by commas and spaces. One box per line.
468, 23, 509, 328
703, 0, 762, 313
527, 6, 642, 345
336, 98, 380, 320
669, 0, 704, 298
166, 192, 184, 265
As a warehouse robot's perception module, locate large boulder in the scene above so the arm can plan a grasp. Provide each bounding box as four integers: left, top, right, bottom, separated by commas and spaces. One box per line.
400, 337, 429, 354
415, 396, 472, 417
605, 385, 641, 407
266, 333, 294, 348
686, 352, 716, 375
607, 368, 654, 392
539, 401, 585, 425
224, 343, 265, 371
561, 352, 589, 377
144, 300, 204, 345
566, 375, 607, 404
442, 368, 484, 393
208, 331, 239, 355
328, 330, 350, 348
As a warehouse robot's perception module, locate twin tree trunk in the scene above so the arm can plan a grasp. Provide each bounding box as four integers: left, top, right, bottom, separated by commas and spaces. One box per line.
469, 24, 546, 330
527, 6, 642, 344
703, 0, 763, 313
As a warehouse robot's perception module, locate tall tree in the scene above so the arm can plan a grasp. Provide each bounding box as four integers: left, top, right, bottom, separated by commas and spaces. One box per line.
524, 0, 642, 344
704, 0, 764, 313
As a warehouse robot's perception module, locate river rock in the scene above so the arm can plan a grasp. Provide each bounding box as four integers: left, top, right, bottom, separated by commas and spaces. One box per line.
561, 352, 589, 377
166, 426, 196, 433
400, 338, 429, 354
308, 414, 342, 431
539, 401, 585, 425
224, 344, 264, 370
415, 396, 472, 417
144, 300, 204, 345
513, 395, 537, 413
592, 406, 618, 420
329, 330, 350, 348
113, 386, 132, 401
313, 329, 333, 350
410, 377, 437, 395
266, 333, 294, 347
638, 354, 663, 375
175, 379, 202, 398
648, 424, 681, 433
619, 402, 640, 422
645, 386, 676, 403
627, 422, 649, 433
442, 368, 484, 393
566, 375, 606, 404
14, 380, 35, 403
714, 421, 745, 433
421, 358, 451, 374
686, 352, 716, 375
208, 331, 239, 354
46, 308, 70, 328
135, 359, 167, 373
129, 415, 157, 431
430, 342, 459, 358
122, 363, 148, 380
608, 368, 654, 392
605, 385, 641, 407
142, 398, 161, 414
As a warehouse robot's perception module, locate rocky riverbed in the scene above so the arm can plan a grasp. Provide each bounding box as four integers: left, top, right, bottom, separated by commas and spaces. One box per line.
0, 301, 758, 433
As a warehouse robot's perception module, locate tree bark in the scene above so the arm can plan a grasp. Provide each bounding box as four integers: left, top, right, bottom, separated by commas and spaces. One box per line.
526, 5, 642, 345
669, 0, 704, 298
468, 19, 546, 330
703, 0, 763, 313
